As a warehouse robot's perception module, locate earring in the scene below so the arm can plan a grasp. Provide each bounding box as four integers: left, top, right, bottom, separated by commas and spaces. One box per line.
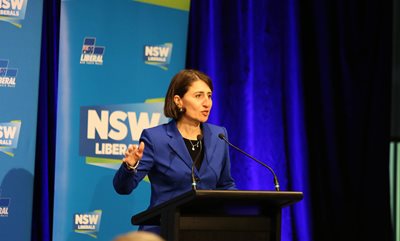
179, 107, 183, 112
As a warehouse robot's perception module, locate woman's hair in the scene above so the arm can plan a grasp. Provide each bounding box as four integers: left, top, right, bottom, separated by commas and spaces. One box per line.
113, 231, 165, 241
164, 69, 213, 120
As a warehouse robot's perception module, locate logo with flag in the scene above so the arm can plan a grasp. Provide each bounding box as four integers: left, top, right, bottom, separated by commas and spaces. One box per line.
80, 37, 105, 65
0, 0, 28, 28
0, 59, 18, 88
0, 192, 11, 218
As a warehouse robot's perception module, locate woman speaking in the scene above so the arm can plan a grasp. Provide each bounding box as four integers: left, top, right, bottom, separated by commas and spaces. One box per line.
113, 69, 236, 233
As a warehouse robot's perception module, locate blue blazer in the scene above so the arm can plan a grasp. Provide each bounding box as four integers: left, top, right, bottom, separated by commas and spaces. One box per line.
113, 120, 236, 208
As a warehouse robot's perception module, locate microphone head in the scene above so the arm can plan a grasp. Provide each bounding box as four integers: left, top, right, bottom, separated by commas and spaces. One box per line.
218, 133, 225, 139
197, 134, 203, 141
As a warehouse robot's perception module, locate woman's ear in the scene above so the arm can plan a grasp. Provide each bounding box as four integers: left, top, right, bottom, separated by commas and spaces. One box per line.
173, 95, 182, 108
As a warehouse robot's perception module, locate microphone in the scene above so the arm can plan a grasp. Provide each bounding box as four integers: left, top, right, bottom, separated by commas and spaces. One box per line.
218, 133, 280, 191
191, 134, 203, 190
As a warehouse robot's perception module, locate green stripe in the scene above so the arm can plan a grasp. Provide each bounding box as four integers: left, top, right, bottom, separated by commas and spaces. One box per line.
145, 98, 164, 103
390, 142, 400, 240
86, 156, 121, 164
133, 0, 190, 11
397, 143, 400, 241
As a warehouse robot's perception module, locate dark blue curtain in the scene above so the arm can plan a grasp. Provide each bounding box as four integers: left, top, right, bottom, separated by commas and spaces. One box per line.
32, 0, 59, 241
186, 1, 311, 241
32, 0, 393, 241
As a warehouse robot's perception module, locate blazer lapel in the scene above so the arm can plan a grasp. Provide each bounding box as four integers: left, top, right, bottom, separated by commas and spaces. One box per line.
166, 120, 193, 170
202, 123, 218, 165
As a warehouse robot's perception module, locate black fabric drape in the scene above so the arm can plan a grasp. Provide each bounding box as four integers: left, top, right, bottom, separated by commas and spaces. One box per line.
299, 0, 392, 240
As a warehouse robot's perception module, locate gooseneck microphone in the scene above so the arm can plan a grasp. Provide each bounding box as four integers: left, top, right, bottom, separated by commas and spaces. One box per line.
218, 133, 280, 191
191, 134, 203, 190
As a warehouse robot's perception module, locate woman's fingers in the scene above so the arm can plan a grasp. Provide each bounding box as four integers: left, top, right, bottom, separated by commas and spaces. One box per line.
124, 142, 145, 166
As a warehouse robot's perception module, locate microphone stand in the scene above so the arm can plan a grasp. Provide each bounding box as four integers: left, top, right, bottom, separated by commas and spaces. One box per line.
191, 135, 203, 190
218, 134, 280, 191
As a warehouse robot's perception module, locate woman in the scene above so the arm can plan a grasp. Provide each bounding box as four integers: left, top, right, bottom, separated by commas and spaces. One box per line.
113, 69, 236, 232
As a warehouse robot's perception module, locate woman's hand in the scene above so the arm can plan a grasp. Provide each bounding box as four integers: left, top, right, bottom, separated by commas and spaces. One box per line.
123, 141, 145, 167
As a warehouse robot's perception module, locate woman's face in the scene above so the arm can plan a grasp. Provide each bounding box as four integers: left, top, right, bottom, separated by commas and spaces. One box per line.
175, 79, 213, 124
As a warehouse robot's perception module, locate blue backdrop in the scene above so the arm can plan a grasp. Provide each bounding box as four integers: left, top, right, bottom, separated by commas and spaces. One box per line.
52, 1, 190, 240
0, 1, 44, 241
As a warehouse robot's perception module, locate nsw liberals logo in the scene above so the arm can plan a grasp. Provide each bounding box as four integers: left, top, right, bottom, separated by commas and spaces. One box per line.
0, 0, 28, 28
0, 193, 11, 218
0, 59, 18, 88
74, 210, 102, 238
144, 43, 173, 70
80, 37, 105, 65
79, 101, 169, 170
0, 120, 21, 157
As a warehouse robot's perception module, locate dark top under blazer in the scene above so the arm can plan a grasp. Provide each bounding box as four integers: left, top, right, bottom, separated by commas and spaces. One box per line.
113, 119, 236, 208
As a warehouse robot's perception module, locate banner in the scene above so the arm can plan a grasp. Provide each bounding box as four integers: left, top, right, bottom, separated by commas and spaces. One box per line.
0, 0, 44, 241
53, 0, 190, 240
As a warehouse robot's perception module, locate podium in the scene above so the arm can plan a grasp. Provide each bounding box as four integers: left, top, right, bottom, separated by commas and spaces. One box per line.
132, 190, 303, 241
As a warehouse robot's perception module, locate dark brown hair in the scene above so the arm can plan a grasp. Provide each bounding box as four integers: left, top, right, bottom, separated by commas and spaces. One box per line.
164, 69, 213, 120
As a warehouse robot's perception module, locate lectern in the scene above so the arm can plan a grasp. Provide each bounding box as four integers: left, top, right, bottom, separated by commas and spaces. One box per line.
132, 190, 303, 241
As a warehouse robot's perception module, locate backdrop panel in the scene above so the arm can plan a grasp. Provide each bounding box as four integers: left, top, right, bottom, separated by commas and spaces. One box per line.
53, 0, 190, 240
0, 1, 44, 241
